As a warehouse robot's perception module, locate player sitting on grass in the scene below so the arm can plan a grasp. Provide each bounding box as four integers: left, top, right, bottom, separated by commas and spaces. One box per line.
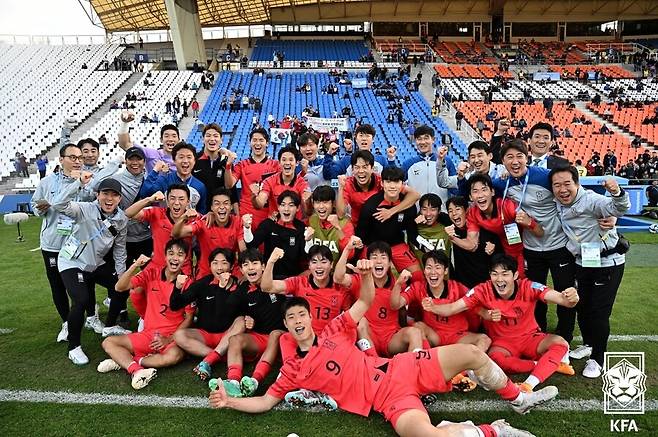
209, 258, 558, 437
221, 249, 286, 398
426, 254, 577, 393
390, 251, 491, 352
98, 240, 194, 390
169, 248, 246, 381
334, 239, 425, 357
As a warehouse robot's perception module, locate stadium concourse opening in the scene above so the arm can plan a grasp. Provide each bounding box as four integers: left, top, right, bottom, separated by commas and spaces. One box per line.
1, 0, 658, 436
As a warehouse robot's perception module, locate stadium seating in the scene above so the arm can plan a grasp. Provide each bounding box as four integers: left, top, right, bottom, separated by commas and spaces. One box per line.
550, 65, 635, 79
14, 70, 202, 189
375, 39, 428, 56
434, 64, 513, 79
0, 44, 127, 179
440, 78, 592, 101
431, 41, 497, 64
588, 102, 658, 146
519, 41, 588, 64
456, 101, 641, 164
247, 60, 399, 69
251, 40, 369, 61
589, 78, 658, 101
187, 71, 469, 165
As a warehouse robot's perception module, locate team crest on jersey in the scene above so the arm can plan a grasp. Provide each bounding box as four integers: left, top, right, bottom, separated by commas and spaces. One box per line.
289, 236, 296, 246
536, 191, 546, 201
322, 339, 337, 350
270, 294, 278, 303
413, 169, 421, 176
397, 213, 404, 223
331, 296, 338, 307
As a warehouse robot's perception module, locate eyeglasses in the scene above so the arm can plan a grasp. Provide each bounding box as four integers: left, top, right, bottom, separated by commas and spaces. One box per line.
64, 155, 83, 162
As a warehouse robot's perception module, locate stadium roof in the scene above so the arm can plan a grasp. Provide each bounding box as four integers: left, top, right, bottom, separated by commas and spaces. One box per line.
90, 0, 369, 32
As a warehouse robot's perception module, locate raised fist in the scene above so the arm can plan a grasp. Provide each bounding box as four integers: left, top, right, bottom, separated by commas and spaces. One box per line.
153, 161, 169, 173
515, 210, 531, 227
151, 191, 165, 202
348, 235, 363, 249
337, 175, 347, 189
176, 274, 188, 289
484, 241, 496, 255
601, 178, 621, 195
69, 170, 81, 180
327, 214, 340, 228
80, 171, 93, 185
438, 146, 448, 160
245, 316, 255, 330
562, 287, 580, 305
415, 214, 427, 225
269, 247, 285, 263
242, 213, 253, 229
488, 309, 502, 322
135, 254, 151, 267
445, 225, 456, 238
397, 269, 412, 284
386, 146, 397, 161
120, 111, 135, 123
304, 226, 315, 241
326, 142, 339, 156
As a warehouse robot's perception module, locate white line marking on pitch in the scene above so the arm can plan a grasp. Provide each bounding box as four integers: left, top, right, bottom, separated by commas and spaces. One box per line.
0, 328, 15, 335
573, 335, 658, 342
29, 246, 41, 252
0, 389, 656, 413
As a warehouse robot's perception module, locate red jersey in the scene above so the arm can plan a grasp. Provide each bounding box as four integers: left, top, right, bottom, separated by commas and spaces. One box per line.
342, 174, 381, 225
231, 157, 279, 228
130, 267, 193, 335
260, 172, 310, 219
267, 312, 389, 416
349, 274, 400, 339
139, 207, 194, 274
190, 215, 244, 278
401, 279, 469, 335
283, 276, 352, 333
462, 278, 549, 340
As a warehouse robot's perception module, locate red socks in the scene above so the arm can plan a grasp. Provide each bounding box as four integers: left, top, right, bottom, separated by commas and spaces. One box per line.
531, 343, 568, 383
227, 364, 242, 381
478, 424, 497, 437
203, 351, 222, 366
252, 361, 272, 383
489, 351, 535, 374
127, 361, 143, 375
495, 379, 521, 401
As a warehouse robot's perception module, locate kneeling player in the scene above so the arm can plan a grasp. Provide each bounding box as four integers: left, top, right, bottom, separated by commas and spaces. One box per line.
170, 248, 246, 380
222, 249, 286, 397
390, 251, 491, 351
98, 240, 194, 389
427, 254, 577, 392
209, 259, 558, 437
334, 239, 425, 357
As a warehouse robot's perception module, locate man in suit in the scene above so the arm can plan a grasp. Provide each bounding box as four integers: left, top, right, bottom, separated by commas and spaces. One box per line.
527, 122, 570, 169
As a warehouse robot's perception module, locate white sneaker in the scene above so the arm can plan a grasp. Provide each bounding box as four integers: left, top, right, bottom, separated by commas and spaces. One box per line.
56, 322, 68, 343
491, 419, 537, 437
103, 297, 111, 308
68, 346, 89, 365
102, 325, 132, 337
137, 317, 145, 332
569, 345, 592, 360
85, 315, 105, 334
131, 368, 157, 390
511, 385, 559, 414
583, 359, 602, 378
97, 358, 121, 373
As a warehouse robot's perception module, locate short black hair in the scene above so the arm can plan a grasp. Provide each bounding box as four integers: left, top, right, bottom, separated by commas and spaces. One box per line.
354, 124, 376, 137
446, 196, 468, 210
59, 143, 81, 157
278, 146, 300, 161
413, 125, 435, 139
367, 241, 392, 260
208, 247, 235, 266
211, 187, 232, 201
297, 132, 319, 148
381, 166, 405, 182
238, 248, 263, 265
419, 193, 442, 210
500, 139, 529, 158
167, 183, 190, 199
277, 189, 301, 206
422, 250, 450, 269
250, 127, 269, 142
529, 122, 554, 140
172, 142, 197, 160
308, 245, 333, 262
77, 138, 99, 150
203, 123, 222, 136
468, 173, 494, 193
468, 140, 491, 155
351, 150, 375, 167
165, 238, 189, 255
549, 165, 579, 185
312, 185, 336, 202
283, 296, 311, 319
160, 124, 179, 139
490, 253, 518, 273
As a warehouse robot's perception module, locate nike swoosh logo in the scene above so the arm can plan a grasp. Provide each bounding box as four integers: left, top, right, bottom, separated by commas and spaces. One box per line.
205, 296, 215, 300
594, 282, 605, 286
193, 169, 201, 173
248, 302, 257, 306
559, 263, 569, 267
271, 233, 278, 236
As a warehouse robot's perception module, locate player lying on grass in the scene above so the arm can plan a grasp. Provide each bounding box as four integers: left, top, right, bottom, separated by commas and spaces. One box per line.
221, 249, 286, 397
426, 254, 577, 393
98, 240, 194, 389
334, 238, 426, 357
390, 250, 491, 352
209, 259, 558, 437
169, 248, 246, 381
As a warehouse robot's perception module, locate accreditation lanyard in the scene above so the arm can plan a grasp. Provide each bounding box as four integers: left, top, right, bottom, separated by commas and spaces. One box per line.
502, 174, 528, 215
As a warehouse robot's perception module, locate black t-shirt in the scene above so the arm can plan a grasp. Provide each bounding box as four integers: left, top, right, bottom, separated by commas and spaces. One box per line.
356, 191, 417, 247
247, 218, 306, 279
234, 282, 286, 333
170, 274, 241, 333
450, 226, 503, 288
